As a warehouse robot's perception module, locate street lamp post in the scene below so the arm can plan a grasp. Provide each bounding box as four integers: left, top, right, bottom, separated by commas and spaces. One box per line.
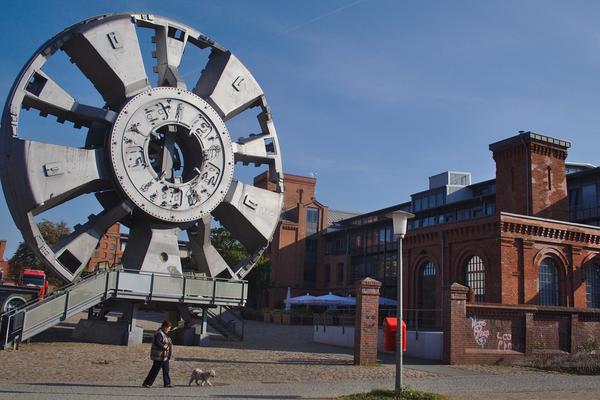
387, 210, 415, 392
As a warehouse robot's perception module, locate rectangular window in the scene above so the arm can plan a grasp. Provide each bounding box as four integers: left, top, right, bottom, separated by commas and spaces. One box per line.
384, 253, 397, 285
379, 227, 386, 251
306, 208, 319, 235
337, 263, 344, 283
582, 184, 597, 209
436, 193, 444, 207
351, 257, 365, 282
335, 238, 346, 254
569, 188, 580, 209
457, 209, 470, 221
352, 233, 363, 249
324, 264, 331, 285
325, 240, 333, 255
368, 229, 378, 247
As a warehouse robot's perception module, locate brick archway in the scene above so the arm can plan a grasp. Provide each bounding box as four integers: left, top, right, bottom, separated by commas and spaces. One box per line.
454, 247, 490, 282
409, 253, 441, 329
452, 247, 492, 302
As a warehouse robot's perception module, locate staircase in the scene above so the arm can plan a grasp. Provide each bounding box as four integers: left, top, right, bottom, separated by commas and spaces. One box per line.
206, 306, 244, 341
0, 269, 247, 349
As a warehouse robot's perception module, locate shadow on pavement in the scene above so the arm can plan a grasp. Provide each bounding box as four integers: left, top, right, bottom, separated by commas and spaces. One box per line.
26, 383, 141, 388
176, 356, 353, 366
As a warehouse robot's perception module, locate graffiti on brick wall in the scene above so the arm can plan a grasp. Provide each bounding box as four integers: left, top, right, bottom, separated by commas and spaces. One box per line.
470, 317, 490, 348
496, 332, 512, 350
466, 313, 524, 352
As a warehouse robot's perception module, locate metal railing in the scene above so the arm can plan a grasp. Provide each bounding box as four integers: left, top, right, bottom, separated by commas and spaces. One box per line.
1, 268, 247, 349
312, 308, 443, 331
206, 305, 244, 340
113, 268, 247, 305
570, 206, 600, 222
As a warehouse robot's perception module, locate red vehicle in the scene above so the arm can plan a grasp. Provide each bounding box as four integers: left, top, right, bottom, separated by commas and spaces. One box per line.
0, 269, 48, 313
18, 269, 49, 296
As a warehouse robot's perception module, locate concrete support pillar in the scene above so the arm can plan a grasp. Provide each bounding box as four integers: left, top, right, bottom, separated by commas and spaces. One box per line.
175, 304, 210, 346
353, 277, 381, 366
122, 302, 144, 345
72, 301, 143, 345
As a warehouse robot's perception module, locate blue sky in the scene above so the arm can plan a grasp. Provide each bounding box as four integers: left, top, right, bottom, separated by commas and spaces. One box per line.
2, 0, 600, 257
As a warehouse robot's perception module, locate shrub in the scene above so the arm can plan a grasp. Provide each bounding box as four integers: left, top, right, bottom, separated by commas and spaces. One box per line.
338, 387, 450, 400
525, 352, 600, 375
576, 340, 600, 354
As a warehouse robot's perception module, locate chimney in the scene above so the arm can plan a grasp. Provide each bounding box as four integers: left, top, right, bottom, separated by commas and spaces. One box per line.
489, 131, 570, 220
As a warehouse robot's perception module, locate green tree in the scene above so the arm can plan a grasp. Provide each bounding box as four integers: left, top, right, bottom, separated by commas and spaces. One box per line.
210, 227, 247, 265
210, 227, 272, 308
9, 219, 71, 286
245, 256, 272, 309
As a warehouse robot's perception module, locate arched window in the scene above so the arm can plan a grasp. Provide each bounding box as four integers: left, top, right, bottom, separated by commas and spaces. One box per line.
419, 261, 436, 307
539, 258, 559, 306
464, 256, 485, 302
587, 263, 600, 308
419, 261, 437, 328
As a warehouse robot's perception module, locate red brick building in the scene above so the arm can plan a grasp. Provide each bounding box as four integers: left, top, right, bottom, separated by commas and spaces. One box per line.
87, 223, 123, 271
403, 132, 600, 320
268, 132, 600, 329
256, 172, 345, 307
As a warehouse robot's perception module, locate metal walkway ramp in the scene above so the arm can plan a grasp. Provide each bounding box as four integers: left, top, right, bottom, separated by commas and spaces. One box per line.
0, 269, 247, 349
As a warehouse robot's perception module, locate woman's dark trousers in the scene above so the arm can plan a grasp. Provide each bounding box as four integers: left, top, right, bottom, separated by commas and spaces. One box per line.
143, 360, 171, 386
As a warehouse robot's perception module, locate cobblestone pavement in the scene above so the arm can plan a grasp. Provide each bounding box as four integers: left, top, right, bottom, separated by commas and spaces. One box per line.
1, 315, 600, 399
0, 315, 430, 385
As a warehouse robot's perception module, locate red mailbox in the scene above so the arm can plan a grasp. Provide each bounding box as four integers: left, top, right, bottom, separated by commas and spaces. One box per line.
383, 317, 406, 352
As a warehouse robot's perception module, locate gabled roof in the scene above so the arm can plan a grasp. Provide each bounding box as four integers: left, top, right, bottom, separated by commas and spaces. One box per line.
328, 209, 360, 226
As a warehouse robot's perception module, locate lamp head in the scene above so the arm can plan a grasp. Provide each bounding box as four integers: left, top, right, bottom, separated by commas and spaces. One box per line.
386, 210, 416, 238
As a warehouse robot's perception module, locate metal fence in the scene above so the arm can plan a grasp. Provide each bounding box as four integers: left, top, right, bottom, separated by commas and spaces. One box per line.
312, 308, 443, 331
1, 268, 247, 348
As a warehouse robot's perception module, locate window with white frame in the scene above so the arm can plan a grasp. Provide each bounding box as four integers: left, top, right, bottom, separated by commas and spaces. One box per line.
586, 263, 600, 308
465, 256, 485, 302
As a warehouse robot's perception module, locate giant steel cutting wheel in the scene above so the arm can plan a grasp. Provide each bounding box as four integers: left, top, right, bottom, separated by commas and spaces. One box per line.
0, 13, 283, 282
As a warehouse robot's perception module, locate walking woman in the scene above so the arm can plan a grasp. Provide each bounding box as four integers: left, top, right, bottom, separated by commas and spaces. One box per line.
143, 320, 173, 388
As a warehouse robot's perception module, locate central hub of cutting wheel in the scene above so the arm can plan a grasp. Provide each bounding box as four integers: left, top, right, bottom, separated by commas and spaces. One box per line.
109, 87, 234, 223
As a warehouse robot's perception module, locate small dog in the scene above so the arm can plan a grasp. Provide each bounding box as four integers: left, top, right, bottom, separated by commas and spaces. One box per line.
188, 368, 216, 386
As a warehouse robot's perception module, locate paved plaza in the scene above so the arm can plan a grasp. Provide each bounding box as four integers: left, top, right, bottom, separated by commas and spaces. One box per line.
0, 317, 599, 399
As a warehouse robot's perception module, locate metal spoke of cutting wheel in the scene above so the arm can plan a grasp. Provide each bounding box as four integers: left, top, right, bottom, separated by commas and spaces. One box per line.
0, 13, 283, 283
